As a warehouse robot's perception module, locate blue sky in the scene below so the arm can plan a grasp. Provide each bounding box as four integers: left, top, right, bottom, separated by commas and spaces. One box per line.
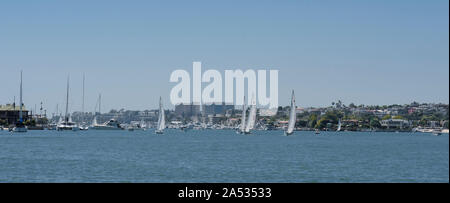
0, 0, 448, 114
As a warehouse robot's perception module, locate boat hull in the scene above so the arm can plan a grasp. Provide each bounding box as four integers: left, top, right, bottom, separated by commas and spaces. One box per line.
13, 127, 28, 133
57, 127, 80, 131
89, 126, 123, 130
284, 131, 293, 136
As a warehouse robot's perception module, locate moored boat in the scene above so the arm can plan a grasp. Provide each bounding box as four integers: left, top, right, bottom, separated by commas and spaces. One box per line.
56, 76, 80, 131
13, 71, 27, 133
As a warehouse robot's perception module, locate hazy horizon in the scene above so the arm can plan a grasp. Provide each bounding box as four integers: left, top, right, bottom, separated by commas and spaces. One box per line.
1, 0, 448, 115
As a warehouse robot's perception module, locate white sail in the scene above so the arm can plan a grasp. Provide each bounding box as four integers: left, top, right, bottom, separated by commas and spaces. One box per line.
58, 115, 63, 124
92, 116, 98, 126
140, 119, 146, 128
286, 90, 296, 135
240, 96, 247, 133
157, 97, 165, 132
245, 95, 257, 133
337, 119, 342, 132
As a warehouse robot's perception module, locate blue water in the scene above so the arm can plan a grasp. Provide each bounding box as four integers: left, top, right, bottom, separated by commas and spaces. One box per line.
0, 129, 448, 183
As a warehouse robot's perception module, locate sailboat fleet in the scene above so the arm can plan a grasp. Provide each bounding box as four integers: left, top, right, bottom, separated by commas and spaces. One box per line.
6, 71, 447, 136
8, 72, 300, 135
6, 72, 325, 136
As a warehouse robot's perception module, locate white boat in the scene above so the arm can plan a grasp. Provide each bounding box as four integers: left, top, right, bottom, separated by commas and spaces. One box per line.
285, 90, 296, 136
57, 76, 80, 131
336, 119, 342, 132
155, 97, 165, 134
57, 117, 80, 131
244, 95, 256, 134
128, 119, 146, 131
13, 71, 27, 133
89, 93, 123, 130
90, 118, 123, 130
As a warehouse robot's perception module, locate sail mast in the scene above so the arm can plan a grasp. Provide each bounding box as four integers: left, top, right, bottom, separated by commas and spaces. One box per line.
19, 70, 23, 122
82, 74, 85, 122
99, 93, 102, 114
65, 75, 69, 122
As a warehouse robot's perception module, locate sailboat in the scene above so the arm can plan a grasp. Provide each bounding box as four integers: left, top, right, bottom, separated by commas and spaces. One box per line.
285, 90, 296, 136
79, 74, 88, 130
237, 96, 247, 134
58, 115, 63, 124
13, 71, 27, 133
155, 97, 165, 134
336, 119, 342, 132
57, 76, 80, 131
138, 119, 147, 130
92, 116, 98, 126
244, 95, 257, 134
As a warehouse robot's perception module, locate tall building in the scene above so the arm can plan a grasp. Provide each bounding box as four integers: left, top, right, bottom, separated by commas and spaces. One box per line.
174, 102, 201, 118
202, 102, 234, 116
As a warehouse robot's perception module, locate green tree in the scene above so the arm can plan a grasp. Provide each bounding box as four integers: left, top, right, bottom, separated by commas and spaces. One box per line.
370, 119, 381, 128
308, 114, 318, 128
382, 115, 391, 120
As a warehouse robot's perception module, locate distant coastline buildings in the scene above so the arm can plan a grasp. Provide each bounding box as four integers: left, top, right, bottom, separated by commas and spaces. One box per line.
1, 101, 448, 132
174, 102, 235, 117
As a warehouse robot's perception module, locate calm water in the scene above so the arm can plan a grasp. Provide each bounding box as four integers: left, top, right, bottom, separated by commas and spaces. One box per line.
0, 129, 448, 183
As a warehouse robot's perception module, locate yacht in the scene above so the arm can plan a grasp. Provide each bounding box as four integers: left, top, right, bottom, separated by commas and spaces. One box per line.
90, 118, 123, 130
57, 116, 80, 131
56, 76, 80, 131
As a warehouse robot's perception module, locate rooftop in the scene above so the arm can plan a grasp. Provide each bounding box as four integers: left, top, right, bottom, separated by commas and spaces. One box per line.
0, 104, 28, 111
